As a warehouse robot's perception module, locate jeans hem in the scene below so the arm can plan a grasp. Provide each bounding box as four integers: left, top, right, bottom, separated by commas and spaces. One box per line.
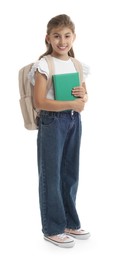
43, 226, 67, 236
66, 225, 81, 230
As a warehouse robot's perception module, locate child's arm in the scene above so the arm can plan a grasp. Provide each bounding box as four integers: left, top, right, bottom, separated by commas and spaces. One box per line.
33, 72, 85, 112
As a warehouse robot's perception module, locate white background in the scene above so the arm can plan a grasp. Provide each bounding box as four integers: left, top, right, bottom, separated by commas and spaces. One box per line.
0, 0, 118, 259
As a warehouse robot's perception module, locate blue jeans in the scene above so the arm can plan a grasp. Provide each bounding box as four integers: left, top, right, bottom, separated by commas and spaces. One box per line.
37, 110, 82, 236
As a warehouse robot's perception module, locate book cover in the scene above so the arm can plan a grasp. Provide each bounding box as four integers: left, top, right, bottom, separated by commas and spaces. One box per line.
52, 72, 80, 101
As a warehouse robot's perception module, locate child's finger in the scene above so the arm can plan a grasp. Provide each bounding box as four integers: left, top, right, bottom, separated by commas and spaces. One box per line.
72, 88, 80, 93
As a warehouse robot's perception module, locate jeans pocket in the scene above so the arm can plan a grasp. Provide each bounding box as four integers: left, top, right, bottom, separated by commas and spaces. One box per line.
41, 115, 56, 126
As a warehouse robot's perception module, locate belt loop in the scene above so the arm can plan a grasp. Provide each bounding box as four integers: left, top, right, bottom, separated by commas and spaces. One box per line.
71, 110, 74, 116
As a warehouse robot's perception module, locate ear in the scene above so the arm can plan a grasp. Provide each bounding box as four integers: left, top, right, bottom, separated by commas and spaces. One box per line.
46, 34, 50, 44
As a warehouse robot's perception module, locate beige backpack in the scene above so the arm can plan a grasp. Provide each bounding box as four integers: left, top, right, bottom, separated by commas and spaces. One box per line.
18, 54, 83, 130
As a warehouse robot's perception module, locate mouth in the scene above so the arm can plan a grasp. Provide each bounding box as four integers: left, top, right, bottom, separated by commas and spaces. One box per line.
58, 46, 67, 50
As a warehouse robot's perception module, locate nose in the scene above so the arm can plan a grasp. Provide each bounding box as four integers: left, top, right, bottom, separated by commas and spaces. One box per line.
59, 37, 66, 45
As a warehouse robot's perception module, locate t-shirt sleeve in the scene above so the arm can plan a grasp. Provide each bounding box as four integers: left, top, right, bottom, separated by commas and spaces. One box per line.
28, 57, 49, 86
81, 63, 90, 81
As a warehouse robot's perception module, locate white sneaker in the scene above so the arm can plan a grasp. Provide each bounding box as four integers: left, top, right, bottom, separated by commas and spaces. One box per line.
44, 233, 75, 248
65, 228, 91, 240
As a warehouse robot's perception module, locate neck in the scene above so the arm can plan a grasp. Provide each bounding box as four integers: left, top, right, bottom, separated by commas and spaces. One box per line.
51, 53, 70, 61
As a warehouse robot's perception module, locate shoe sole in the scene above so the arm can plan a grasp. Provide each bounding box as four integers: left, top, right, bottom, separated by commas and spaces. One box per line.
44, 236, 75, 248
66, 233, 91, 240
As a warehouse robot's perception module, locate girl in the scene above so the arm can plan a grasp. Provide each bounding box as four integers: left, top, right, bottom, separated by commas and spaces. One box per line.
29, 14, 90, 248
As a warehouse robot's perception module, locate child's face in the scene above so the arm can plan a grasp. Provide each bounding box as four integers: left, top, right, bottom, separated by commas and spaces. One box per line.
46, 27, 76, 59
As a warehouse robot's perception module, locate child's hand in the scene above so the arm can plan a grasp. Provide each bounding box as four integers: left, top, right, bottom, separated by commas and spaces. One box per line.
73, 98, 85, 112
72, 86, 86, 98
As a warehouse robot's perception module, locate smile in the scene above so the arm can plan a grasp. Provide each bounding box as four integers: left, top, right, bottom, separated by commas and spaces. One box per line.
58, 46, 67, 50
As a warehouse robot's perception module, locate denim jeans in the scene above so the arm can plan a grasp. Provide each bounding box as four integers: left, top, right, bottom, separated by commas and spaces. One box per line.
37, 110, 82, 236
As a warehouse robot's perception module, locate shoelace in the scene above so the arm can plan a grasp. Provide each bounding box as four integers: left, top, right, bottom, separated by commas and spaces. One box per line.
57, 233, 68, 240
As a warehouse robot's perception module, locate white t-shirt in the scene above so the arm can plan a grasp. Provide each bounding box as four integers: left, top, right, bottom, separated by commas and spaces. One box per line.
28, 57, 89, 100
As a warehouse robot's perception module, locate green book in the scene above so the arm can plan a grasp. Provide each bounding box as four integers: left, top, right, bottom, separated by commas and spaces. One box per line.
52, 72, 80, 101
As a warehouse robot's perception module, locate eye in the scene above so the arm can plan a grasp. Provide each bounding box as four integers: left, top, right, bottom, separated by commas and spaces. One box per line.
66, 35, 70, 38
54, 35, 59, 39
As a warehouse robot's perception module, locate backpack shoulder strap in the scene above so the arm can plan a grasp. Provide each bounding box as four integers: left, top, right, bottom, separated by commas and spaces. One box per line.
43, 55, 55, 90
70, 57, 83, 85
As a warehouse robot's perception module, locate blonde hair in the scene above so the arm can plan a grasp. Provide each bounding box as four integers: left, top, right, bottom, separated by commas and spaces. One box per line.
39, 14, 75, 59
